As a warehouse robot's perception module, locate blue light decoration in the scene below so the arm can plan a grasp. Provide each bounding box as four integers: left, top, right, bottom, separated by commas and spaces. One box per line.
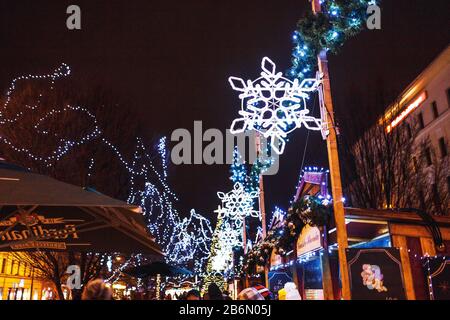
229, 146, 246, 186
288, 0, 379, 80
0, 64, 213, 274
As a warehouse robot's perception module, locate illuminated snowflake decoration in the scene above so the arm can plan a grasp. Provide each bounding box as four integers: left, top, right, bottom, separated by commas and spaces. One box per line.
229, 57, 322, 154
211, 247, 233, 272
207, 219, 239, 273
216, 182, 259, 228
218, 221, 242, 249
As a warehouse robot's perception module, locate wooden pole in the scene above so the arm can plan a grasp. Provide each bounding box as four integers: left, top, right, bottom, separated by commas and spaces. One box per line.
255, 133, 267, 238
320, 226, 335, 300
255, 133, 269, 288
311, 0, 351, 300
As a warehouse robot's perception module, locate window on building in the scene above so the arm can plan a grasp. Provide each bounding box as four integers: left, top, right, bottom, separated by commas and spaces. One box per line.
432, 184, 441, 209
425, 147, 433, 166
406, 123, 412, 138
9, 260, 15, 275
431, 101, 439, 119
439, 137, 448, 158
447, 87, 450, 108
418, 112, 425, 129
0, 259, 5, 274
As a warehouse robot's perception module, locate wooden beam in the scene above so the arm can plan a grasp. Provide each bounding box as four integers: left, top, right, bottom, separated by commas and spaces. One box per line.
420, 237, 437, 257
391, 235, 416, 300
389, 223, 450, 240
345, 208, 450, 226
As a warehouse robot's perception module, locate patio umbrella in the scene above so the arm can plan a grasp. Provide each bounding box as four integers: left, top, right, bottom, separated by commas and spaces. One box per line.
123, 261, 193, 278
0, 162, 163, 256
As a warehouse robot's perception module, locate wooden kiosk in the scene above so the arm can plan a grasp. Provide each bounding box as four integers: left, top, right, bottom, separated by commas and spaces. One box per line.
287, 169, 450, 300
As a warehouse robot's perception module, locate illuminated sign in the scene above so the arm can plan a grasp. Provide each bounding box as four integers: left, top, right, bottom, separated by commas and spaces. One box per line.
297, 225, 322, 257
0, 212, 82, 250
270, 250, 283, 267
386, 91, 427, 133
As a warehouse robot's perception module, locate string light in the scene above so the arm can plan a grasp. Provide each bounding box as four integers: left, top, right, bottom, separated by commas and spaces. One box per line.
166, 209, 213, 273
0, 64, 213, 273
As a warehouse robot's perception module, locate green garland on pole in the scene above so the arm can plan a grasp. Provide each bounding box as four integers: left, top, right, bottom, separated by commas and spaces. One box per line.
243, 195, 331, 273
288, 0, 379, 80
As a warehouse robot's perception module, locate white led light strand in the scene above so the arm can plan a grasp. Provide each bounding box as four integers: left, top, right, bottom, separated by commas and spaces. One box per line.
0, 64, 214, 272
166, 209, 213, 273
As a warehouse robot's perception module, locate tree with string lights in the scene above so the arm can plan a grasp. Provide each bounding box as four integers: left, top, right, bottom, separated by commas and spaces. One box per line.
0, 64, 214, 292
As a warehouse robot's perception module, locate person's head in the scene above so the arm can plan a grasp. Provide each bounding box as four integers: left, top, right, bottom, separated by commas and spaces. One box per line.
207, 283, 223, 300
238, 287, 265, 300
186, 289, 201, 300
81, 279, 112, 300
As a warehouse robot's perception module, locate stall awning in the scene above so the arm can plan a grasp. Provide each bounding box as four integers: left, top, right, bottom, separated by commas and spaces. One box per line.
0, 164, 163, 256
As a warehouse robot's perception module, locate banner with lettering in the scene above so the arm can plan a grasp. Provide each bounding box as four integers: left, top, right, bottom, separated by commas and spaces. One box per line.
0, 205, 158, 253
297, 225, 322, 257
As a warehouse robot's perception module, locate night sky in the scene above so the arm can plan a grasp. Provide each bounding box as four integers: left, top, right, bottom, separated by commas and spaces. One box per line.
0, 0, 448, 222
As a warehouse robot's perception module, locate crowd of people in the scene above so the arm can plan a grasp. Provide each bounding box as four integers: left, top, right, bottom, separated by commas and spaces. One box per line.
171, 282, 302, 301
80, 278, 302, 300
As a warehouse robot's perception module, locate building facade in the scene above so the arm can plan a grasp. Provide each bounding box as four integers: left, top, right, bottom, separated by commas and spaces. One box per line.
383, 46, 450, 158
382, 46, 450, 214
0, 252, 54, 300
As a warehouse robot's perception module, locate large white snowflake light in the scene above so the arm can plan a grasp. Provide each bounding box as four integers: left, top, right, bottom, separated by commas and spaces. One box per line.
216, 182, 259, 228
228, 57, 322, 154
217, 221, 242, 249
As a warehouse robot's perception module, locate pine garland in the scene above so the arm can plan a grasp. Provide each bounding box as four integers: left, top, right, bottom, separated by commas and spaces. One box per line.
289, 0, 378, 80
243, 195, 331, 273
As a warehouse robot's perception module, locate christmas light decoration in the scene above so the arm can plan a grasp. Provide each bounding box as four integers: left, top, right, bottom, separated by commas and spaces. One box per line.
0, 64, 213, 272
289, 0, 378, 80
229, 146, 246, 186
229, 57, 322, 154
229, 146, 272, 193
166, 209, 213, 272
216, 182, 259, 228
204, 216, 235, 282
216, 221, 242, 250
269, 206, 286, 230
